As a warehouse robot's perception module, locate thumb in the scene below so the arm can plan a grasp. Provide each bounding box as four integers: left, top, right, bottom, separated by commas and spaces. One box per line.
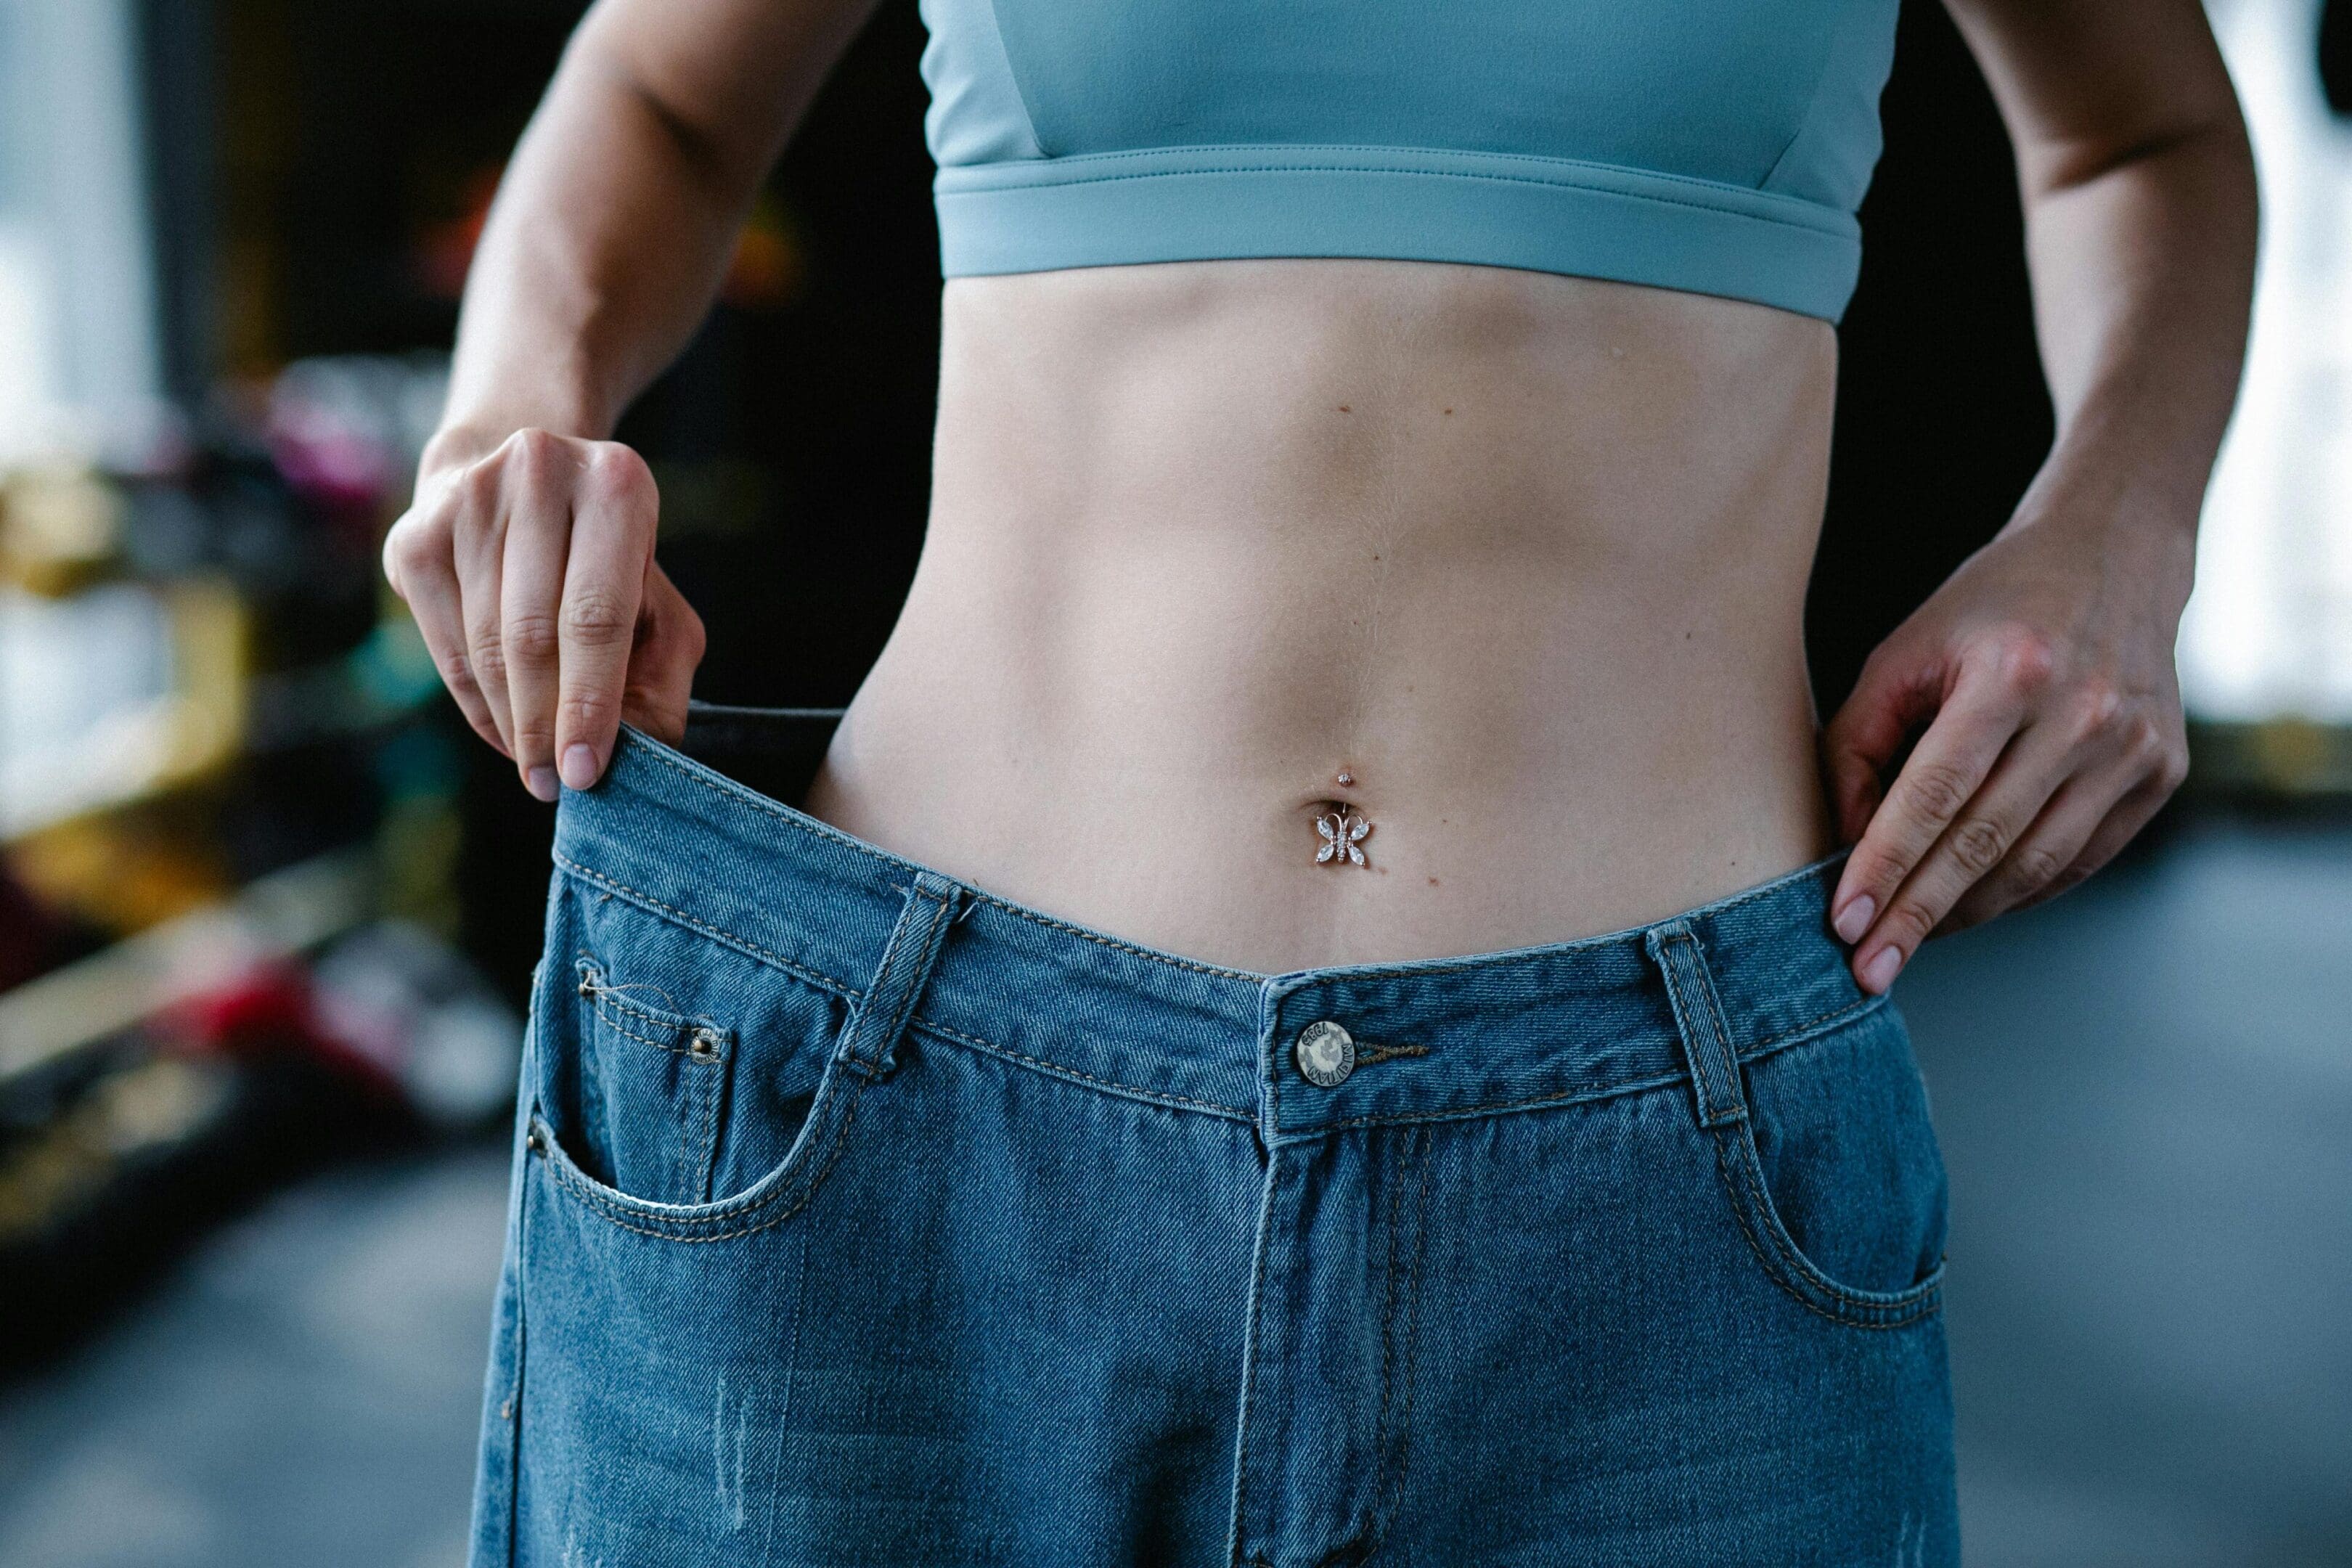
619, 560, 707, 748
1821, 641, 1945, 845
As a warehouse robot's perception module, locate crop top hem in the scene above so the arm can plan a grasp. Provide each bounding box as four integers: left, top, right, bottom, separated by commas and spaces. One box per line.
933, 144, 1861, 322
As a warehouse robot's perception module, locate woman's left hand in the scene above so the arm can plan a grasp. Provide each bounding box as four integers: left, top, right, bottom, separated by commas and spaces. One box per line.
1821, 507, 2195, 994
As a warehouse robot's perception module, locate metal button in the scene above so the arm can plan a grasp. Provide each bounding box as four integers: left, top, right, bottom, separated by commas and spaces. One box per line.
1294, 1020, 1356, 1088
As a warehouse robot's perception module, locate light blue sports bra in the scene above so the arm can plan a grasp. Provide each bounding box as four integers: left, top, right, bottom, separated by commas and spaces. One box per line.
918, 0, 1901, 322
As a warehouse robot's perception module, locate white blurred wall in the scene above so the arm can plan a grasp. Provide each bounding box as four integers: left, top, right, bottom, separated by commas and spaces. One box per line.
2181, 0, 2352, 720
0, 0, 162, 461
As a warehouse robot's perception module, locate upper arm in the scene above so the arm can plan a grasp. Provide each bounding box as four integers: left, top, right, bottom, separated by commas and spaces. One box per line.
1939, 0, 2247, 198
568, 0, 888, 199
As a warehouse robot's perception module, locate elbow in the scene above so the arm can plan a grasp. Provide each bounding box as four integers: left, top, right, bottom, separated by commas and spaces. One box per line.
619, 73, 745, 197
2029, 111, 2259, 277
565, 26, 767, 208
2028, 109, 2251, 201
2186, 110, 2261, 300
2189, 99, 2258, 232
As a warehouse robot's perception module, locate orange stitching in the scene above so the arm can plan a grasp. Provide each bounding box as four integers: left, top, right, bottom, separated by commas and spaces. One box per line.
1228, 1155, 1283, 1565
1360, 1124, 1435, 1560
587, 998, 725, 1061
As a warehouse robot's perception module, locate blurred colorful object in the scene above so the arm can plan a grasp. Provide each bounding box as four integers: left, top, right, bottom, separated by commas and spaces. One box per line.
0, 467, 124, 596
0, 897, 521, 1375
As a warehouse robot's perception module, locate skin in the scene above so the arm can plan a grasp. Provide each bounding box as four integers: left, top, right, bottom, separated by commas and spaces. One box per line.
806, 264, 1837, 969
383, 0, 2254, 983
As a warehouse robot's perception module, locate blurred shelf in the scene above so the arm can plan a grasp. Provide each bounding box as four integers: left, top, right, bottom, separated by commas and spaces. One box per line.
0, 577, 245, 842
2187, 717, 2352, 803
0, 847, 375, 1089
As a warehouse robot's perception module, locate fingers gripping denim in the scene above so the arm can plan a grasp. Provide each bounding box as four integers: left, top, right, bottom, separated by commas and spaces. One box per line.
470, 709, 1957, 1567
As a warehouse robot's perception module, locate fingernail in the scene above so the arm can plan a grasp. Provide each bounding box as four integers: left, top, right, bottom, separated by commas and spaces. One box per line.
1833, 894, 1875, 944
1861, 946, 1904, 993
524, 766, 558, 803
559, 744, 600, 791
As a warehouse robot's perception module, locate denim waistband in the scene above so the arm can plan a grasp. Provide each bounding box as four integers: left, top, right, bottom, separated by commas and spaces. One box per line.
553, 718, 1877, 1145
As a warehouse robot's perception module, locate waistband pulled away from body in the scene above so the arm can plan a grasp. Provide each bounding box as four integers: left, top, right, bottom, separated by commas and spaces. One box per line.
552, 714, 1879, 1146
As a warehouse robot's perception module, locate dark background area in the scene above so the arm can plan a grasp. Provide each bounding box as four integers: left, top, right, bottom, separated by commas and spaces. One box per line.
1813, 1, 2054, 712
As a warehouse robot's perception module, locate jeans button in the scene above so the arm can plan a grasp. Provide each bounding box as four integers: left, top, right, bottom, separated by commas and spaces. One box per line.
1294, 1020, 1355, 1088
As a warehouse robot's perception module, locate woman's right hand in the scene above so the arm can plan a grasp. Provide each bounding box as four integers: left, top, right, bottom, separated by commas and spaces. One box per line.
383, 427, 706, 801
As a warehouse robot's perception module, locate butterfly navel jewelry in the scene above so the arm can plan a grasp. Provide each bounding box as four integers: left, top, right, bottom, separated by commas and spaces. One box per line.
1315, 809, 1373, 867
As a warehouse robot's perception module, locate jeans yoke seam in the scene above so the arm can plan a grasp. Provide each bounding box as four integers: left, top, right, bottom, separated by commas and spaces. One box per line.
554, 852, 855, 999
1749, 993, 1887, 1053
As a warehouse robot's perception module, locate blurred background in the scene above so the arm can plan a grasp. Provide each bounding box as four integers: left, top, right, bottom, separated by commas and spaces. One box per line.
0, 1, 2345, 1564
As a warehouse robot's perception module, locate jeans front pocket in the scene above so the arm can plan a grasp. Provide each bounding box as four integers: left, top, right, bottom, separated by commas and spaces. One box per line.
527, 865, 866, 1220
1718, 1003, 1948, 1328
571, 955, 734, 1205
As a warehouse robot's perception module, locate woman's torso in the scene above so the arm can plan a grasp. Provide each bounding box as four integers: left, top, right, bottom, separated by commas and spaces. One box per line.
801, 259, 1839, 972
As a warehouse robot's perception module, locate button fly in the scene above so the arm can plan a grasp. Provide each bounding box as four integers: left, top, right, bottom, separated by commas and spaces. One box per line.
1294, 1020, 1355, 1088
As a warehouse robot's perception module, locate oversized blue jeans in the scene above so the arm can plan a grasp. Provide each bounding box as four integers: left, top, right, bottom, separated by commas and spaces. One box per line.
470, 707, 1956, 1566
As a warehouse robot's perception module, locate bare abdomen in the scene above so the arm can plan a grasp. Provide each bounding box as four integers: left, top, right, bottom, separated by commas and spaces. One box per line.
801, 259, 1840, 971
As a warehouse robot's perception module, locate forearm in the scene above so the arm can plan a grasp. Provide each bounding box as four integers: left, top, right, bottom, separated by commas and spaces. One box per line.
2012, 121, 2257, 561
1821, 124, 2253, 977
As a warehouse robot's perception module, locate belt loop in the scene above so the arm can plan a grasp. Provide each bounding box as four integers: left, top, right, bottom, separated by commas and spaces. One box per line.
841, 870, 963, 1078
1644, 919, 1747, 1129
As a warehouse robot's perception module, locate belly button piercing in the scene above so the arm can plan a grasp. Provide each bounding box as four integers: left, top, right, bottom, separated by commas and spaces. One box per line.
1315, 809, 1372, 867
1336, 770, 1354, 787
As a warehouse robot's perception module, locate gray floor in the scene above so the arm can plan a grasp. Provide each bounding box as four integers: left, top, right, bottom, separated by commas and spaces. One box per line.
0, 1150, 510, 1568
1, 817, 2346, 1566
1903, 820, 2352, 1567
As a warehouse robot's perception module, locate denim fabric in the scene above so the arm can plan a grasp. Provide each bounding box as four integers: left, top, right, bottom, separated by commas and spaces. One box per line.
470, 706, 1956, 1567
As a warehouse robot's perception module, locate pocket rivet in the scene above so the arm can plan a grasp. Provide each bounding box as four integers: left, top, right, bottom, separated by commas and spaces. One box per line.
689, 1028, 722, 1060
